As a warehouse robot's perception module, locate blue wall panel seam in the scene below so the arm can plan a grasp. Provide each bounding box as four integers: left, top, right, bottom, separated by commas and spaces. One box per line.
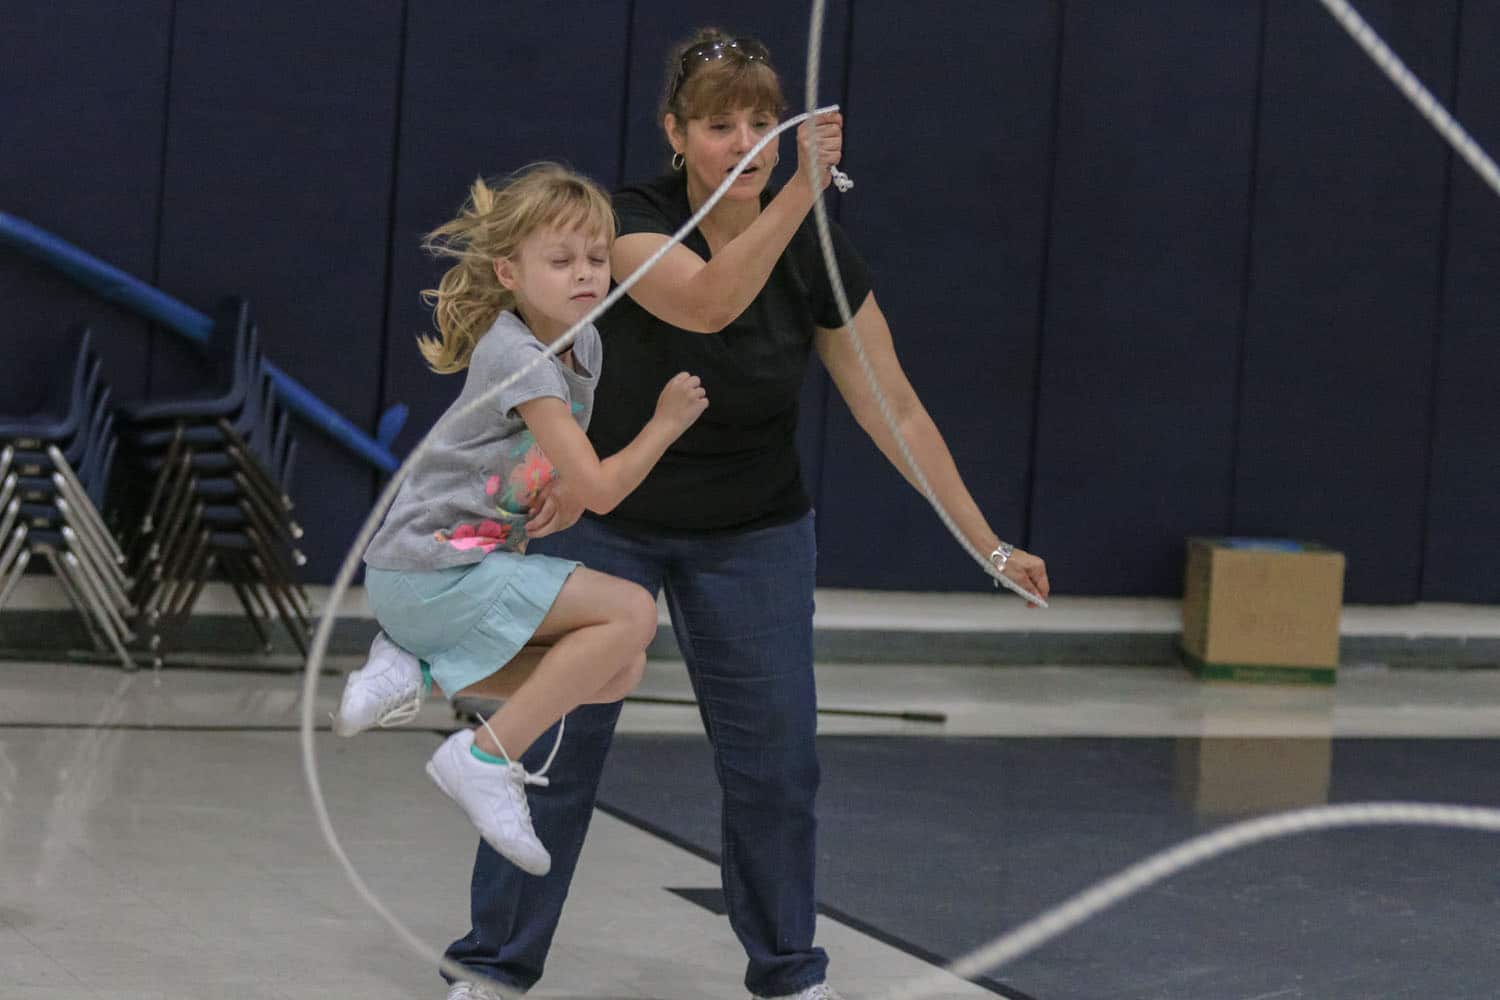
1228, 0, 1271, 535
373, 0, 413, 494
146, 0, 181, 400
1416, 0, 1466, 600
615, 0, 638, 190
1022, 0, 1067, 550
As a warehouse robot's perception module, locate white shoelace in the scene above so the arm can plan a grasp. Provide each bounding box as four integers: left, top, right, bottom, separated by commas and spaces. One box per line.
377, 700, 420, 726
328, 662, 422, 729
373, 673, 421, 727
476, 714, 565, 790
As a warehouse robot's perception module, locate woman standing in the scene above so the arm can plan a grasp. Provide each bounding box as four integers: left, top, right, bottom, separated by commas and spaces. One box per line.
442, 28, 1049, 1000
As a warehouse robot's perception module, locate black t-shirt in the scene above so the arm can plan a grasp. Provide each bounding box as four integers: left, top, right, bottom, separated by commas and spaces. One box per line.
588, 172, 872, 536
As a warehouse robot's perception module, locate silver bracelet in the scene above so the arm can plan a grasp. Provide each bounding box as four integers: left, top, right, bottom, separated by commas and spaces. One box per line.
988, 542, 1013, 586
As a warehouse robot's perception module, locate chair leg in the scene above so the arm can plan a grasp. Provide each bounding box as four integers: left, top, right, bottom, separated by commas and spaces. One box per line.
0, 525, 26, 579
48, 446, 127, 566
168, 552, 216, 621
52, 469, 126, 569
60, 523, 133, 621
37, 546, 108, 654
160, 528, 213, 618
61, 534, 135, 644
129, 426, 188, 552
59, 550, 136, 671
242, 524, 310, 628
147, 526, 208, 620
219, 422, 294, 512
0, 548, 32, 609
228, 554, 276, 624
235, 472, 302, 539
239, 504, 311, 621
0, 498, 19, 544
160, 504, 208, 589
224, 569, 274, 654
232, 462, 299, 530
148, 463, 199, 567
56, 491, 128, 588
249, 554, 308, 657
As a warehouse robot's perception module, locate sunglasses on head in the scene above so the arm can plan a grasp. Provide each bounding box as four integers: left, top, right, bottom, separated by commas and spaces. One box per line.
669, 37, 771, 100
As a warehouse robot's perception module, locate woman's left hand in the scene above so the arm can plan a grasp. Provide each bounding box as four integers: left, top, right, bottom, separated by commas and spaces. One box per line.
1003, 548, 1050, 608
526, 478, 585, 539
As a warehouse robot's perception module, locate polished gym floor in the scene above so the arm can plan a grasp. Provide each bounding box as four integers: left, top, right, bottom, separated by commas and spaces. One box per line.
3, 596, 1498, 1000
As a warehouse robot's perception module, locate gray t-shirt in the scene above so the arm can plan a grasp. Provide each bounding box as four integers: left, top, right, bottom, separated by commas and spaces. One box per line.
364, 310, 601, 571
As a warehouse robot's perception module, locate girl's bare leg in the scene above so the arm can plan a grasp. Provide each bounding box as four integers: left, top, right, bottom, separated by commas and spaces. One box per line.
454, 646, 646, 706
462, 567, 654, 760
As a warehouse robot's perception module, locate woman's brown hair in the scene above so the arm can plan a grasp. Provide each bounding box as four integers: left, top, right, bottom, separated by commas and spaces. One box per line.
659, 27, 786, 131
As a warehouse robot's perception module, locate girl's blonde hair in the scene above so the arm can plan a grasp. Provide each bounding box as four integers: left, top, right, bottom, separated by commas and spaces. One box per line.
418, 163, 616, 373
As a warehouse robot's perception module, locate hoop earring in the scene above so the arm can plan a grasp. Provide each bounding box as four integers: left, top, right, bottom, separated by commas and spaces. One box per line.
672, 152, 685, 171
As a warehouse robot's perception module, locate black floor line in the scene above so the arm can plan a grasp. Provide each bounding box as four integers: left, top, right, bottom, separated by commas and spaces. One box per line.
625, 694, 948, 723
596, 800, 1041, 1000
0, 721, 456, 733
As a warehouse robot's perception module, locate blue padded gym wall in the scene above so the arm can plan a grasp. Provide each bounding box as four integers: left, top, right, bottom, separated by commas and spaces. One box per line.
816, 0, 1059, 591
1422, 0, 1500, 604
1028, 0, 1263, 597
1233, 0, 1459, 604
4, 1, 1499, 603
152, 0, 405, 579
381, 1, 632, 467
0, 3, 171, 411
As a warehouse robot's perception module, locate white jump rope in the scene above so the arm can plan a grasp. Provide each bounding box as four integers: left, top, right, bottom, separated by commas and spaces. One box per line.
802, 0, 1500, 996
299, 101, 955, 997
300, 0, 1497, 992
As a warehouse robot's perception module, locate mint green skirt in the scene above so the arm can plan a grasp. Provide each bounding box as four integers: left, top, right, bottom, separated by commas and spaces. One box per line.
364, 551, 578, 699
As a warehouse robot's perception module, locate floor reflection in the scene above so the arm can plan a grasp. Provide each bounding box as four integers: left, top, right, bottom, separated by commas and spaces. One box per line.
1175, 736, 1332, 817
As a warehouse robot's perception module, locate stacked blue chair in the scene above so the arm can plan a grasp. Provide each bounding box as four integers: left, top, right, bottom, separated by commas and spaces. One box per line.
120, 297, 310, 664
0, 326, 134, 669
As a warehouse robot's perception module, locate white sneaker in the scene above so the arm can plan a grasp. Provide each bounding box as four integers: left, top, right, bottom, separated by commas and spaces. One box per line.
425, 728, 552, 876
755, 986, 846, 1000
447, 980, 507, 1000
333, 632, 424, 736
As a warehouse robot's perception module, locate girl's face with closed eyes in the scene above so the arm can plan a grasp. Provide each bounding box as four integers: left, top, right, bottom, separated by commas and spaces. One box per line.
495, 224, 612, 340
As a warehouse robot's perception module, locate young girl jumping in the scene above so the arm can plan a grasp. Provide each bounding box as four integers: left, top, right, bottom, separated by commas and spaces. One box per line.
338, 163, 707, 877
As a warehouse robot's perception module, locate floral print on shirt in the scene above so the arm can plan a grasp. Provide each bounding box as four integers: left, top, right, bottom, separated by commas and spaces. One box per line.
433, 402, 582, 555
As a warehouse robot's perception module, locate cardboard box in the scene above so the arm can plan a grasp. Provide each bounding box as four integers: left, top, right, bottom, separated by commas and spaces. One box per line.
1180, 538, 1345, 684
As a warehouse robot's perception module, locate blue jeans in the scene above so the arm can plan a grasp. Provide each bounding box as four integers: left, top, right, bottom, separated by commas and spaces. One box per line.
444, 511, 828, 997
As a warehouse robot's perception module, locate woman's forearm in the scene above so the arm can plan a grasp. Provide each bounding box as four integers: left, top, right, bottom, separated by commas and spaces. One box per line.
868, 405, 1006, 556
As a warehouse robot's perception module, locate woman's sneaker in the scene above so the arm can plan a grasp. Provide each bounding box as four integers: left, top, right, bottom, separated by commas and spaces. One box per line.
447, 981, 508, 1000
333, 632, 424, 736
755, 986, 846, 1000
425, 728, 552, 876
